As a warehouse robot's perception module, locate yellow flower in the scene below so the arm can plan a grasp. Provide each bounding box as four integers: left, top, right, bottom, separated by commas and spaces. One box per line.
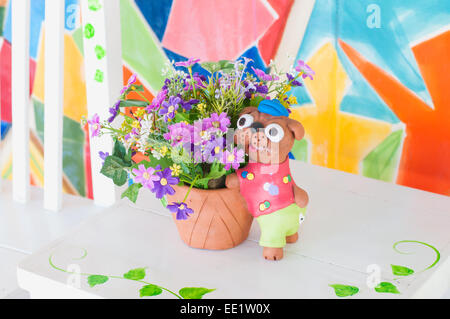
288, 95, 298, 105
197, 103, 206, 112
170, 164, 182, 177
159, 146, 169, 156
134, 109, 145, 118
132, 120, 140, 129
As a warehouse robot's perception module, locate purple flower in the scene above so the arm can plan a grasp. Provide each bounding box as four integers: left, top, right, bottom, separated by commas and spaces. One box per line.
152, 167, 179, 199
108, 100, 121, 123
159, 96, 181, 121
164, 122, 193, 146
286, 73, 303, 87
120, 73, 138, 95
295, 60, 315, 80
147, 89, 167, 112
88, 113, 101, 137
167, 202, 193, 220
203, 137, 225, 163
175, 58, 201, 68
99, 151, 109, 164
204, 113, 230, 133
256, 84, 269, 94
132, 165, 159, 190
252, 67, 273, 82
181, 98, 199, 111
222, 148, 245, 170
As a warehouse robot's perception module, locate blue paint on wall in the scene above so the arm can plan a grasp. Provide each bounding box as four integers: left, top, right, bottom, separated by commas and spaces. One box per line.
3, 0, 79, 59
1, 121, 11, 140
135, 0, 173, 41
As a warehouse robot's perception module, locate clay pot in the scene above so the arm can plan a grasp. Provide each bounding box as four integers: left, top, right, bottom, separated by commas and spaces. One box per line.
168, 185, 253, 250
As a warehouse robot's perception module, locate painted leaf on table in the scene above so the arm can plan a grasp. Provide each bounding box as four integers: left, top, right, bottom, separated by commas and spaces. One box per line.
123, 268, 147, 281
362, 130, 403, 182
140, 284, 162, 297
179, 287, 216, 299
87, 275, 109, 287
391, 264, 414, 276
329, 284, 359, 297
374, 282, 400, 294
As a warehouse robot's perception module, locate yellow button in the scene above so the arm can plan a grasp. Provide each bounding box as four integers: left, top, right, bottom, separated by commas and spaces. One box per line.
259, 203, 266, 211
247, 173, 255, 181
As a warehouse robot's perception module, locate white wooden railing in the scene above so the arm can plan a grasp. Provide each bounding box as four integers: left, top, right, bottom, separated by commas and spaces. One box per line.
7, 0, 123, 211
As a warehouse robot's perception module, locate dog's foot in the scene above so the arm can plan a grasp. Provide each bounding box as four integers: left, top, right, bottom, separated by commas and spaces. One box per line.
286, 232, 298, 244
263, 247, 284, 261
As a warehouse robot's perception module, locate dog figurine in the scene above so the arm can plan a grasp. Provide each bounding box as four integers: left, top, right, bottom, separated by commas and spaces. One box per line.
226, 99, 309, 260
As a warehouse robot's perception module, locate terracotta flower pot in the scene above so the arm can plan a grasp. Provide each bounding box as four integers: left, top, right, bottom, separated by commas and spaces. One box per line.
167, 185, 253, 250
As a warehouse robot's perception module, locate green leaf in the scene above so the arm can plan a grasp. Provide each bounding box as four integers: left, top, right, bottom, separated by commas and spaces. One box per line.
362, 130, 403, 182
179, 287, 216, 299
123, 268, 146, 281
87, 275, 109, 287
391, 264, 414, 276
140, 284, 163, 297
329, 284, 359, 297
200, 60, 234, 74
119, 99, 148, 108
374, 282, 400, 294
139, 154, 172, 170
100, 155, 128, 186
160, 196, 168, 208
121, 183, 142, 203
195, 162, 227, 189
113, 140, 127, 160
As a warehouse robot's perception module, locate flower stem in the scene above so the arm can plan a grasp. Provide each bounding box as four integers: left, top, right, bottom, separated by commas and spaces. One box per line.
183, 174, 200, 203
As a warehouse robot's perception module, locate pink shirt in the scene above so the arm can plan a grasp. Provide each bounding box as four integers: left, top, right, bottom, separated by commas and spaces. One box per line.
237, 160, 295, 218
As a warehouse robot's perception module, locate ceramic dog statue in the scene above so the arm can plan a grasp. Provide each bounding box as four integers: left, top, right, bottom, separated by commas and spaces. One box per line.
226, 99, 309, 261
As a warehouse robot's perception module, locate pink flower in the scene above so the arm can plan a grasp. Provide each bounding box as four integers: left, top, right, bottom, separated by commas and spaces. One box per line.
164, 122, 193, 146
175, 58, 201, 68
222, 148, 245, 170
147, 89, 167, 112
252, 67, 274, 82
132, 165, 159, 190
295, 60, 315, 80
203, 113, 231, 133
88, 113, 101, 137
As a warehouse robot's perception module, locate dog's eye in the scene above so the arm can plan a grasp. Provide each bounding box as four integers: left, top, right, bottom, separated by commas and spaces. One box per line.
237, 114, 254, 129
264, 124, 284, 143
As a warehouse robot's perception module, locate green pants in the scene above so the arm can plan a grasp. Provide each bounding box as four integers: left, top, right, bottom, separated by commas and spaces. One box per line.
256, 204, 306, 248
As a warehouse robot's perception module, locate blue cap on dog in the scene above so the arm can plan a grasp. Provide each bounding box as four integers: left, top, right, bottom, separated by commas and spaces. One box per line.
258, 99, 289, 117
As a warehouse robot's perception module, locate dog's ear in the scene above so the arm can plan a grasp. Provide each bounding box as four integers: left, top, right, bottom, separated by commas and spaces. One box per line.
287, 119, 305, 141
240, 107, 258, 116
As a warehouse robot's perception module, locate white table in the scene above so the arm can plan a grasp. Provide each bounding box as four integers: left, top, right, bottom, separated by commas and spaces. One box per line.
16, 161, 450, 299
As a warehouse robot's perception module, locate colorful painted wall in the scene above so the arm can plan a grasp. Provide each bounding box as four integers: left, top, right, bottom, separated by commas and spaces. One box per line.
0, 0, 449, 198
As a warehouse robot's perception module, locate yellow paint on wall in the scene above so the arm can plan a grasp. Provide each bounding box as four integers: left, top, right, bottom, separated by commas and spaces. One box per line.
290, 42, 392, 174
33, 29, 87, 122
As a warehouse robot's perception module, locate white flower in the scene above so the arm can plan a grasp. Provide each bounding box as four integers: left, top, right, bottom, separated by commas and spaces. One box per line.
151, 149, 163, 160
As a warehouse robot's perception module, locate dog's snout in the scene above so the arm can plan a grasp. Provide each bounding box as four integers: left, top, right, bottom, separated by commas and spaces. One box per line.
250, 121, 264, 132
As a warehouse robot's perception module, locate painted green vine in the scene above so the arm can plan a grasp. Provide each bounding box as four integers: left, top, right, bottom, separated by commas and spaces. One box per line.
329, 240, 441, 297
49, 249, 215, 299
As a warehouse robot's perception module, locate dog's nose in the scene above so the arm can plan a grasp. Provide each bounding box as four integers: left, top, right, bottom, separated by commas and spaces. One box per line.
250, 122, 264, 133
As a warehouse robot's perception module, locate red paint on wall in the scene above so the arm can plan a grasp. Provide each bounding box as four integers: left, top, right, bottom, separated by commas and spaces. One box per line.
0, 40, 36, 123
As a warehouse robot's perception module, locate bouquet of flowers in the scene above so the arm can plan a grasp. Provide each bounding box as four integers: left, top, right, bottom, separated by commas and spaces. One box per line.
84, 58, 314, 221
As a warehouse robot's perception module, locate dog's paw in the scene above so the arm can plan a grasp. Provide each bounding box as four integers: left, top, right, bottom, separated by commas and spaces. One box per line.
263, 247, 284, 261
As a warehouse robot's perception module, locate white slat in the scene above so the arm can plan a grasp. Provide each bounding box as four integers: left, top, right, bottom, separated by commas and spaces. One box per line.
11, 0, 31, 203
80, 0, 123, 206
43, 0, 65, 212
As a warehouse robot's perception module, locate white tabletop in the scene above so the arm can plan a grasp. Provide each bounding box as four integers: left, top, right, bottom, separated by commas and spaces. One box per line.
17, 161, 450, 299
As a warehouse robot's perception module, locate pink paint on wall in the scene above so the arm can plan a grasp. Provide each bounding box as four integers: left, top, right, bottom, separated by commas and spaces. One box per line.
162, 0, 276, 61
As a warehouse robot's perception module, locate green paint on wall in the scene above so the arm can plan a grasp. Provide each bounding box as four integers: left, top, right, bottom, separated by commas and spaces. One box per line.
88, 0, 102, 11
120, 0, 167, 91
33, 99, 86, 196
0, 7, 5, 37
72, 27, 85, 55
94, 69, 104, 83
84, 23, 95, 39
362, 130, 403, 182
95, 45, 106, 59
290, 139, 308, 162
